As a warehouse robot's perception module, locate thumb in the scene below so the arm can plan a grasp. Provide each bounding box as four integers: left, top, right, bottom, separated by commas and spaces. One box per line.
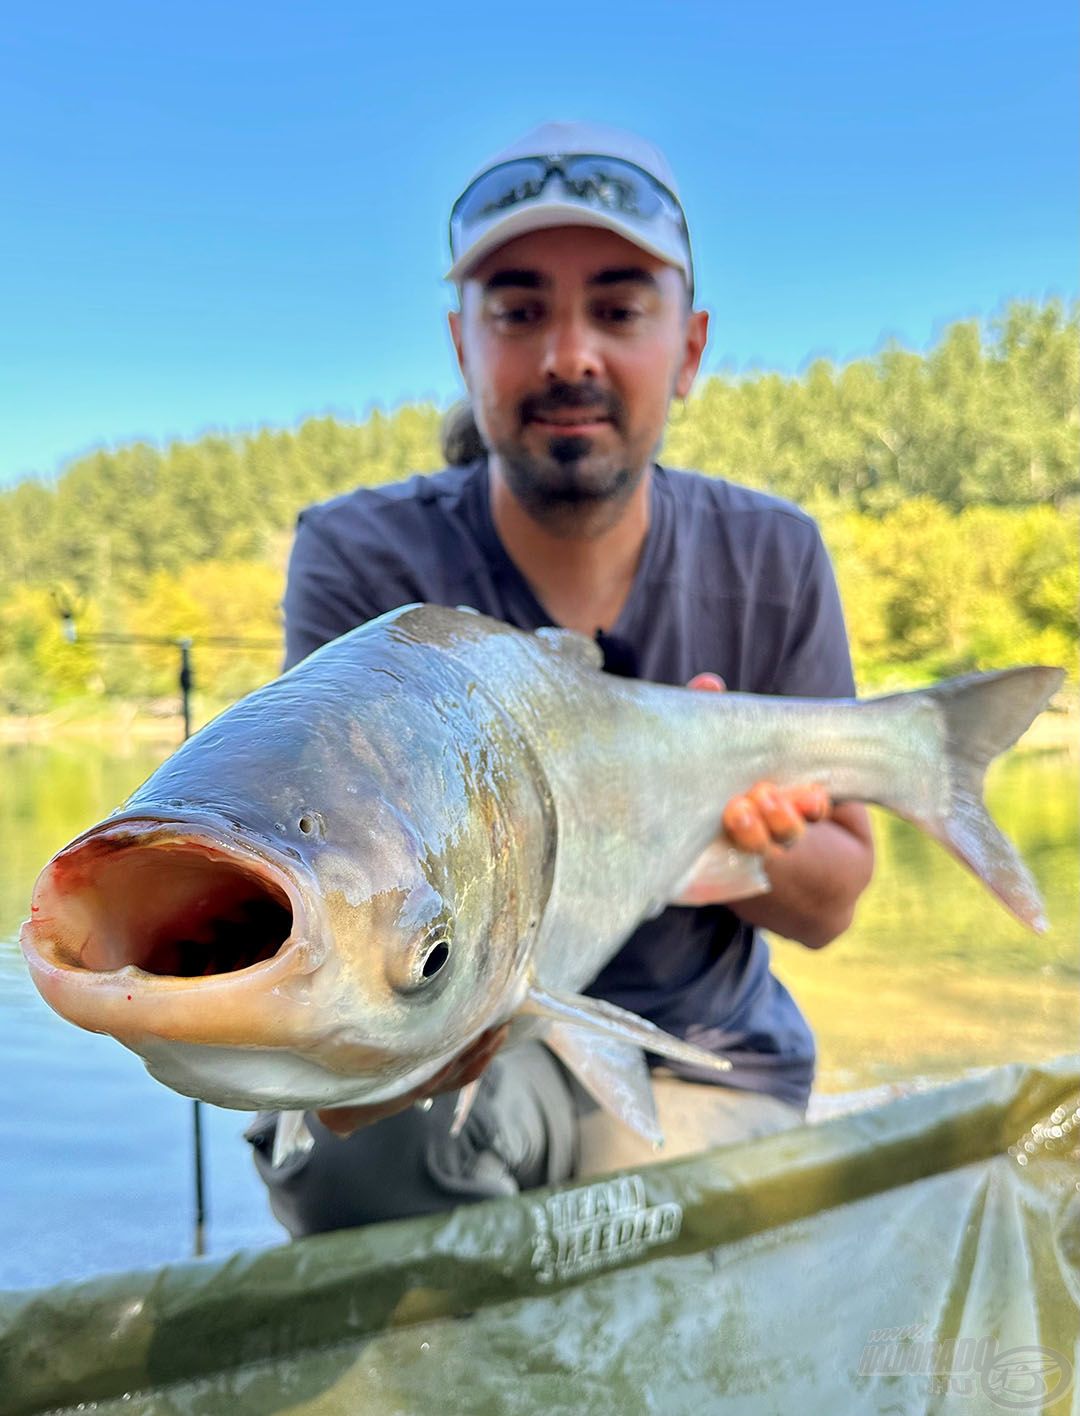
687, 672, 726, 693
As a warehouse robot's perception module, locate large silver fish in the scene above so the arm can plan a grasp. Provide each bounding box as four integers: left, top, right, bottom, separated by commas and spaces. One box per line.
19, 605, 1062, 1150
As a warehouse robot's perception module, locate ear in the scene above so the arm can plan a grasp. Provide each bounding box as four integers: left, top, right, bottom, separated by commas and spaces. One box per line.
674, 308, 709, 399
447, 308, 466, 382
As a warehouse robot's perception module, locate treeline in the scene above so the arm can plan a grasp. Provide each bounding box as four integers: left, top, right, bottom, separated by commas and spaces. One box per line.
1, 299, 1075, 713
662, 300, 1078, 510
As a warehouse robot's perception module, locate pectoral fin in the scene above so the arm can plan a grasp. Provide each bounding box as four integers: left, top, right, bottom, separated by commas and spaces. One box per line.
544, 1023, 663, 1145
271, 1108, 315, 1169
669, 841, 770, 907
449, 1078, 481, 1138
521, 984, 732, 1077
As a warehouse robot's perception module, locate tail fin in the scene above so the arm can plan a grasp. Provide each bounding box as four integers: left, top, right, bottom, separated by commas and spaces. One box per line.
886, 666, 1064, 932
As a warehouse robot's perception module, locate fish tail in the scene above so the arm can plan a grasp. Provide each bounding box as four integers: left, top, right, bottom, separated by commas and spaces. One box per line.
875, 666, 1064, 932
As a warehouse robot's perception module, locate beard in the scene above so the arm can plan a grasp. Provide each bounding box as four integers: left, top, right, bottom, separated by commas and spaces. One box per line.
487, 383, 650, 534
500, 434, 637, 508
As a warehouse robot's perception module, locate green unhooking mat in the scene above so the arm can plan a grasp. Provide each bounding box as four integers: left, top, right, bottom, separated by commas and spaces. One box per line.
2, 1058, 1078, 1416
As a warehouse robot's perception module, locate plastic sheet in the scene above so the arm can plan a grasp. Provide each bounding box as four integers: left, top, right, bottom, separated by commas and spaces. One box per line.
2, 1057, 1077, 1415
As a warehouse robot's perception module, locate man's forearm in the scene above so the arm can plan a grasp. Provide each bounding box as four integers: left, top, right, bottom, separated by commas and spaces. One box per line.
729, 803, 875, 949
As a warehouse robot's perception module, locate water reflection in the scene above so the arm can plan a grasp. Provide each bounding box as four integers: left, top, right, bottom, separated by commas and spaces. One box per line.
1, 740, 285, 1287
1, 740, 1076, 1287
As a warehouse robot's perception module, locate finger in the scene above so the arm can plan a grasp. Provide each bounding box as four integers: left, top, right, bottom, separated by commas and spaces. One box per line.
786, 785, 830, 822
315, 1097, 405, 1136
450, 1024, 510, 1088
452, 1049, 499, 1090
747, 782, 807, 846
316, 1107, 364, 1137
316, 1024, 513, 1136
428, 1023, 510, 1095
721, 795, 772, 854
687, 672, 726, 693
788, 785, 832, 822
453, 1023, 509, 1074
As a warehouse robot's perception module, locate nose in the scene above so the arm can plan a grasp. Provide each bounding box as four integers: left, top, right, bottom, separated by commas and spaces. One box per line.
539, 309, 602, 384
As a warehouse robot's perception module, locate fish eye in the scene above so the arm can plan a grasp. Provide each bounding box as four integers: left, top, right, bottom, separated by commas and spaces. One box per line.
395, 929, 452, 993
421, 938, 450, 978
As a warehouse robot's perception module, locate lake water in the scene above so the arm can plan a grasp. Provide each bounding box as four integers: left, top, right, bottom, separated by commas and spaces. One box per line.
2, 739, 1076, 1290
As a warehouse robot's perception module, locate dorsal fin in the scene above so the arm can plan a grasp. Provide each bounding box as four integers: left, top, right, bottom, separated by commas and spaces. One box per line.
534, 626, 604, 672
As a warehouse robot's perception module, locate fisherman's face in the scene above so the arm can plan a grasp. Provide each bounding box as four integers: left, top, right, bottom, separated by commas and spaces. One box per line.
449, 226, 708, 526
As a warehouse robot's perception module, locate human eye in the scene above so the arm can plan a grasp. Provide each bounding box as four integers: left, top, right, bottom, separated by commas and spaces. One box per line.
489, 299, 545, 329
594, 300, 645, 327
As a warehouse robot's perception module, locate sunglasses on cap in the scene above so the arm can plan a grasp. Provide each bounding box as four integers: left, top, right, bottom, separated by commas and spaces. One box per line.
449, 154, 691, 257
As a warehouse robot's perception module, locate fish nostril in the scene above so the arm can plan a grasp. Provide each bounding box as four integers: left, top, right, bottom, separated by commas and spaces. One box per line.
297, 813, 322, 837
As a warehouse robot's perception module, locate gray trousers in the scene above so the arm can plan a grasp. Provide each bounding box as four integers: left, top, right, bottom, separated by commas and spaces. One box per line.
247, 1045, 804, 1239
246, 1043, 580, 1238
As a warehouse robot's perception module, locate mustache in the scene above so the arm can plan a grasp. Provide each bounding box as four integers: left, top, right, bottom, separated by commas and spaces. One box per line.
521, 383, 622, 426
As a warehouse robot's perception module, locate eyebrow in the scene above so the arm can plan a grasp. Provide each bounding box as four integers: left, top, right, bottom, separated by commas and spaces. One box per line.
483, 269, 545, 291
588, 266, 660, 291
482, 266, 661, 293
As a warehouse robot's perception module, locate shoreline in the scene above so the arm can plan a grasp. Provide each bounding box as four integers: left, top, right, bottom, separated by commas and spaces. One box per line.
0, 702, 228, 747
2, 690, 1077, 754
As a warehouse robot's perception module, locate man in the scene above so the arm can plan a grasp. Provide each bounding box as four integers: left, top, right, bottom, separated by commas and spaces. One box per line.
248, 121, 874, 1235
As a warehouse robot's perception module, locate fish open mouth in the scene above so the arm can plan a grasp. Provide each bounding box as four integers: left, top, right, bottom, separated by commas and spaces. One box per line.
28, 821, 300, 980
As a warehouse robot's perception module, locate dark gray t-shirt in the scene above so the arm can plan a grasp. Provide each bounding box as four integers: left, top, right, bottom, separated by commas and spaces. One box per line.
283, 460, 855, 1109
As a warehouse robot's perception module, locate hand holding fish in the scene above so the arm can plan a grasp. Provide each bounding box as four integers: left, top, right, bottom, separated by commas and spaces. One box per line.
677, 670, 871, 943
687, 672, 834, 855
314, 1024, 509, 1137
721, 781, 832, 853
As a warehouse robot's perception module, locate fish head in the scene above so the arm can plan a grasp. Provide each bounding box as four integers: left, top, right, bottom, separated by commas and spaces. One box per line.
285, 760, 555, 1100
19, 649, 557, 1111
20, 804, 336, 1108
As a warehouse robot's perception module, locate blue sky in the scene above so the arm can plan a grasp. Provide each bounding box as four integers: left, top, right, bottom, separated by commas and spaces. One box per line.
2, 0, 1076, 487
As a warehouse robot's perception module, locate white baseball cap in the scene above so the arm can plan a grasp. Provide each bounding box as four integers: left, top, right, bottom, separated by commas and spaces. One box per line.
446, 120, 694, 294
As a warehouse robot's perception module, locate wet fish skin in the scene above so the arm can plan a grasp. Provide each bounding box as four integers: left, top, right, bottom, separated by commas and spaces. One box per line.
24, 610, 561, 1108
19, 605, 1063, 1142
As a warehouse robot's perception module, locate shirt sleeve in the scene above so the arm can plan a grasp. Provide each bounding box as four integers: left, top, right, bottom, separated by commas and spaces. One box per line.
281, 510, 384, 671
767, 526, 856, 699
